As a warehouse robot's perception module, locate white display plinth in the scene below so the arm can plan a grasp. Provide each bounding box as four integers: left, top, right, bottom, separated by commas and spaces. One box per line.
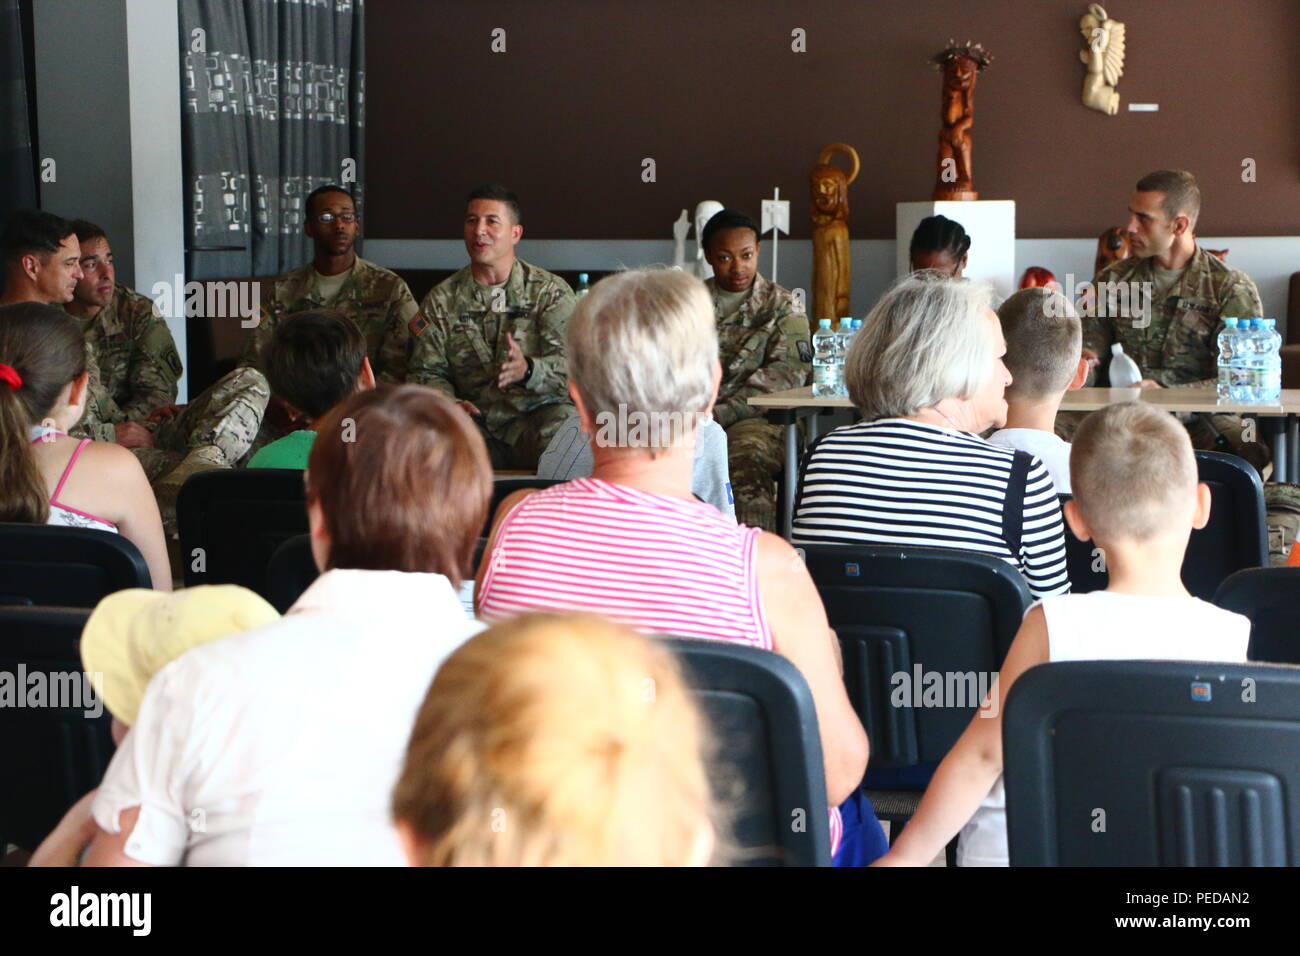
896, 200, 1016, 301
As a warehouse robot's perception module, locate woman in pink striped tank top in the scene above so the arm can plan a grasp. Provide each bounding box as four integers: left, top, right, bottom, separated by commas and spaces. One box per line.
475, 268, 872, 861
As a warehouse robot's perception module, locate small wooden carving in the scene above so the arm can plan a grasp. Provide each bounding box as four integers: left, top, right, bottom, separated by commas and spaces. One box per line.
1079, 4, 1125, 115
810, 142, 859, 322
932, 40, 992, 202
1094, 225, 1131, 275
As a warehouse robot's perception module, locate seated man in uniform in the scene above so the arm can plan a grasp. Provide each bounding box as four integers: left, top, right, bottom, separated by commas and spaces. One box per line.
408, 184, 575, 470
65, 219, 183, 450
246, 184, 420, 383
702, 209, 811, 532
1081, 169, 1267, 473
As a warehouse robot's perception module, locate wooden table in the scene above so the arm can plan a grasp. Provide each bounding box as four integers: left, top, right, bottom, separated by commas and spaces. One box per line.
749, 386, 1300, 538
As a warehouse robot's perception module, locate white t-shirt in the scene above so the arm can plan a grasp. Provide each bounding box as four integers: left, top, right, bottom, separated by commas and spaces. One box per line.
93, 568, 482, 866
956, 591, 1251, 867
987, 428, 1072, 493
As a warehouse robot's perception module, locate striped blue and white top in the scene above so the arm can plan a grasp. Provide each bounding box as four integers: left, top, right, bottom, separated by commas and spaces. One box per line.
793, 419, 1070, 598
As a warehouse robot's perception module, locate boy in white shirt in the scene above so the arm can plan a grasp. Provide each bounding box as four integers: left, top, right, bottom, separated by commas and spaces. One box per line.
875, 402, 1251, 867
987, 287, 1088, 492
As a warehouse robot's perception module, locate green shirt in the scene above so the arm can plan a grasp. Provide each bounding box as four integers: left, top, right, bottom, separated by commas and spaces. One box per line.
248, 429, 316, 470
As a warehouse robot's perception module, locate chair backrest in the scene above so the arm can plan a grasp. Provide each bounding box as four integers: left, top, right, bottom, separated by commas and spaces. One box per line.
1004, 659, 1300, 866
0, 606, 114, 851
483, 477, 564, 536
800, 544, 1031, 776
659, 636, 831, 866
1214, 566, 1300, 665
264, 534, 318, 613
177, 469, 308, 596
1059, 450, 1266, 599
0, 523, 152, 608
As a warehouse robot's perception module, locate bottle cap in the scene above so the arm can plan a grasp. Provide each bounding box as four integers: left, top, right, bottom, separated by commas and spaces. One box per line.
1224, 317, 1238, 326
818, 318, 832, 329
578, 273, 589, 282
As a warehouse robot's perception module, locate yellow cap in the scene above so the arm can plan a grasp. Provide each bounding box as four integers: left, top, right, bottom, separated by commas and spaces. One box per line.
80, 585, 280, 726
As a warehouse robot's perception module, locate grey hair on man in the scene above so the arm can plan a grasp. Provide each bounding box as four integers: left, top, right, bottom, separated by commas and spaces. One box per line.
844, 273, 995, 420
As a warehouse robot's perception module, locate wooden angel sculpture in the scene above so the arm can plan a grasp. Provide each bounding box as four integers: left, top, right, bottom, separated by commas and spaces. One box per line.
932, 41, 992, 201
1079, 4, 1125, 115
810, 142, 859, 323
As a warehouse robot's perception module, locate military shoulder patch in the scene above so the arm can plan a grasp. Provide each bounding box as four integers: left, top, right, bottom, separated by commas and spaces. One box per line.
408, 313, 430, 337
796, 339, 812, 364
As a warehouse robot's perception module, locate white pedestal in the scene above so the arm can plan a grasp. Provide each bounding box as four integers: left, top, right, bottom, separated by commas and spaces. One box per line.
896, 200, 1017, 302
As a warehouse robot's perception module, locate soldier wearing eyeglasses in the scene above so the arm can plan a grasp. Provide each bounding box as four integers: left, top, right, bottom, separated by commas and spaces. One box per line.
244, 185, 421, 384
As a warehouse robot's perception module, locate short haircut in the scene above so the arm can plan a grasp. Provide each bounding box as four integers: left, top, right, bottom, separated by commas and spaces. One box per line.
305, 385, 492, 583
844, 273, 995, 419
70, 219, 107, 245
566, 268, 716, 455
305, 184, 355, 218
1, 209, 75, 263
1070, 402, 1197, 543
997, 288, 1081, 400
392, 612, 717, 866
909, 214, 970, 260
466, 183, 521, 225
701, 209, 759, 253
265, 309, 366, 420
1135, 169, 1201, 229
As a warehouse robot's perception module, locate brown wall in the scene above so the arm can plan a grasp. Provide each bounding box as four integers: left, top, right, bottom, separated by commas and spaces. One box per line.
366, 0, 1300, 240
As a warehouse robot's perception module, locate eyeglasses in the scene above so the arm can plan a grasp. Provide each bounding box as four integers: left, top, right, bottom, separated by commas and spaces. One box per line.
312, 213, 358, 224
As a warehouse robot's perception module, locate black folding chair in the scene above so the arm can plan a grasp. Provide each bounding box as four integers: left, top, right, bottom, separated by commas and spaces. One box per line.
177, 469, 308, 597
800, 544, 1031, 834
264, 534, 318, 614
660, 636, 832, 866
0, 606, 114, 852
0, 523, 152, 607
1214, 566, 1300, 665
1004, 659, 1300, 865
1060, 450, 1266, 598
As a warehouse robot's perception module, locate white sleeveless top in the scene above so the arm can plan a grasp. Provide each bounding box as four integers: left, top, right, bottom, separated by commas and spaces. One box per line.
28, 424, 118, 534
957, 591, 1251, 867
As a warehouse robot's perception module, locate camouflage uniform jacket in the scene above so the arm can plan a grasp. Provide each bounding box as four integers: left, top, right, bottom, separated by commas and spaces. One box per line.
244, 256, 420, 382
408, 259, 575, 438
708, 273, 811, 428
70, 285, 181, 441
1084, 246, 1263, 387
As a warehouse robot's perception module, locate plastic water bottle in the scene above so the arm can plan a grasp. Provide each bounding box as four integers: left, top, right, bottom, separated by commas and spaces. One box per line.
575, 272, 591, 297
1216, 317, 1238, 400
1108, 342, 1143, 387
1241, 318, 1266, 402
1260, 318, 1282, 402
812, 319, 837, 396
834, 318, 854, 396
1230, 320, 1254, 402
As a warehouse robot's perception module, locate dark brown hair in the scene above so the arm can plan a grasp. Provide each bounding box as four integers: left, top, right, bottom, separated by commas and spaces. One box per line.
304, 384, 492, 583
0, 303, 88, 522
266, 309, 366, 420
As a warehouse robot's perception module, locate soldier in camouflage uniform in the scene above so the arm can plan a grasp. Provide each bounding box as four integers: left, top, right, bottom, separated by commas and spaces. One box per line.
1080, 170, 1268, 473
703, 210, 812, 532
244, 185, 420, 383
408, 184, 576, 470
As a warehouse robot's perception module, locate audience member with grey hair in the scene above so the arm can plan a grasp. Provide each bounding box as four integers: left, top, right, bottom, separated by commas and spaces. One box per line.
986, 287, 1089, 492
475, 268, 879, 864
794, 273, 1070, 599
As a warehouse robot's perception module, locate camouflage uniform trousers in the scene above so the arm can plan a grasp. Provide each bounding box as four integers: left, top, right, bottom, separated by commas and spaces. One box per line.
726, 418, 783, 532
1055, 409, 1271, 477
130, 367, 271, 553
481, 402, 575, 472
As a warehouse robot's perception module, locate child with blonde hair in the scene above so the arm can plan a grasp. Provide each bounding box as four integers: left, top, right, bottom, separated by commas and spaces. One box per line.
876, 402, 1250, 867
392, 613, 717, 867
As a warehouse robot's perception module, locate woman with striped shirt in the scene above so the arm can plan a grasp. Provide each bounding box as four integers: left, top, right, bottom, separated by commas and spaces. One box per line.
475, 268, 874, 862
793, 274, 1070, 599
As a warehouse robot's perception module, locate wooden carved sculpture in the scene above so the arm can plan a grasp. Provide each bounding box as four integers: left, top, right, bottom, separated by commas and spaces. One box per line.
932, 40, 992, 202
810, 142, 859, 323
1094, 225, 1131, 275
1079, 4, 1125, 115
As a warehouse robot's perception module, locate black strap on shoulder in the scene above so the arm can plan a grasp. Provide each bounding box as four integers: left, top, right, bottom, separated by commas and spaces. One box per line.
1002, 450, 1033, 557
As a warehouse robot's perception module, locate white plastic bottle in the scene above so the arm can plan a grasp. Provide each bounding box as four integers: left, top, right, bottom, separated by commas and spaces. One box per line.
1230, 320, 1253, 402
1242, 318, 1264, 403
1216, 317, 1238, 400
1260, 318, 1282, 402
812, 319, 837, 397
835, 318, 854, 396
1108, 342, 1143, 387
575, 272, 591, 297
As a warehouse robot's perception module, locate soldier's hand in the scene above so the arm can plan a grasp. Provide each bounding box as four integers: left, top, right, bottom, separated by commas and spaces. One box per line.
1136, 379, 1164, 389
1081, 348, 1099, 372
146, 404, 183, 423
497, 332, 528, 388
456, 399, 482, 418
115, 422, 156, 448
